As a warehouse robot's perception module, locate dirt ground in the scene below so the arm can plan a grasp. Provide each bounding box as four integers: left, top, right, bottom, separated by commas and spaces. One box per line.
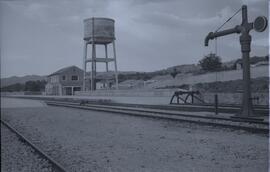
1, 98, 269, 172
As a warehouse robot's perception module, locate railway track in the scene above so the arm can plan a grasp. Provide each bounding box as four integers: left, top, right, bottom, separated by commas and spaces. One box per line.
1, 119, 68, 172
46, 101, 269, 134
7, 95, 269, 114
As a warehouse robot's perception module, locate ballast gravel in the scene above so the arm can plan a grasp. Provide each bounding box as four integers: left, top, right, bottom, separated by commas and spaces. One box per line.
1, 124, 53, 172
1, 97, 269, 172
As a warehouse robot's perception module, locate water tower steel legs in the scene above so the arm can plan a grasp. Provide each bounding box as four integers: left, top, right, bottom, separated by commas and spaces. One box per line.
105, 44, 109, 72
82, 41, 119, 91
113, 40, 119, 89
83, 41, 87, 91
91, 39, 97, 91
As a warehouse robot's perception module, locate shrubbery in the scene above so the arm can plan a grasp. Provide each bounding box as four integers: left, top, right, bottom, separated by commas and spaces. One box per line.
1, 80, 47, 92
199, 53, 222, 72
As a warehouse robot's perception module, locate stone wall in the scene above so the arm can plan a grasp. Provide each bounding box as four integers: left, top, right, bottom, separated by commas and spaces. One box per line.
147, 65, 268, 89
76, 89, 268, 105
76, 89, 176, 97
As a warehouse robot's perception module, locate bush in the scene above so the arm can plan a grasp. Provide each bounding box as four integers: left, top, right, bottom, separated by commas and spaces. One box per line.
199, 53, 222, 72
1, 83, 24, 92
1, 80, 47, 92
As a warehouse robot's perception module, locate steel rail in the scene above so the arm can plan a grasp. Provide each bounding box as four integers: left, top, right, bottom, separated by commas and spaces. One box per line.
1, 119, 68, 172
46, 101, 269, 134
83, 103, 269, 125
45, 101, 268, 125
79, 100, 269, 114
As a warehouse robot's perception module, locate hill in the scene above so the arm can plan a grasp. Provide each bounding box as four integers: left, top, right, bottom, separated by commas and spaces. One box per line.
1, 75, 46, 87
1, 55, 268, 89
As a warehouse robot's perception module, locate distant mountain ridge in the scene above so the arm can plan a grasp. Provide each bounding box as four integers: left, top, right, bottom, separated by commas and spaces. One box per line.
1, 55, 268, 88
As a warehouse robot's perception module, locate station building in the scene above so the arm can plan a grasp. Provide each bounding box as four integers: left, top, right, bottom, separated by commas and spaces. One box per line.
45, 66, 84, 95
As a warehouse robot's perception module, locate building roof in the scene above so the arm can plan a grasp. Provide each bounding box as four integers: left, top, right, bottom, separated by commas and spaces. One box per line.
48, 66, 83, 77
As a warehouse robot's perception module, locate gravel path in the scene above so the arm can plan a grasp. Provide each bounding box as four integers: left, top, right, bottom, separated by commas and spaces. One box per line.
1, 98, 269, 172
1, 123, 53, 172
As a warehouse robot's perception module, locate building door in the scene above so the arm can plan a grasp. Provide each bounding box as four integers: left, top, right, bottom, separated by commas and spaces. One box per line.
73, 87, 81, 93
65, 87, 72, 95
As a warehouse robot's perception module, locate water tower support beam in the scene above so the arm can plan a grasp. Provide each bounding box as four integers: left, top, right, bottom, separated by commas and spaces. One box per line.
105, 44, 109, 72
83, 41, 87, 91
91, 39, 97, 91
113, 40, 119, 89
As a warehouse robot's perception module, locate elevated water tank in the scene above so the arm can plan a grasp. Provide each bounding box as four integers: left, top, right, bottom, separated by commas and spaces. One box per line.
83, 17, 115, 44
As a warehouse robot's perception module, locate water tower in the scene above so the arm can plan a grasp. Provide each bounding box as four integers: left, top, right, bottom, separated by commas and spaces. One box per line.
83, 17, 118, 91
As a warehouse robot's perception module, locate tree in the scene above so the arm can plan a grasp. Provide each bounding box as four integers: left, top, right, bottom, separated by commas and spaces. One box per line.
265, 55, 269, 61
24, 80, 47, 92
1, 83, 24, 92
199, 53, 222, 72
1, 80, 47, 92
24, 81, 39, 91
170, 68, 177, 78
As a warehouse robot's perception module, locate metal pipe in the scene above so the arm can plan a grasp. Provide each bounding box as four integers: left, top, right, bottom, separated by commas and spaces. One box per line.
240, 32, 253, 116
242, 5, 247, 24
214, 94, 218, 115
205, 26, 241, 46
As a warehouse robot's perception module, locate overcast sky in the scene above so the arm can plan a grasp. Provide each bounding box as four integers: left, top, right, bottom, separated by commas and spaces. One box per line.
0, 0, 268, 77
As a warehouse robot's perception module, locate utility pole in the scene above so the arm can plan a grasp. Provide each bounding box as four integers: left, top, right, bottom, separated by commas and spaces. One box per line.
204, 5, 267, 117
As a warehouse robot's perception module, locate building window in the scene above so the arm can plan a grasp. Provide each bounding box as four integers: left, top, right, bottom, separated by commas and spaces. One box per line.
50, 75, 59, 83
71, 75, 78, 81
62, 76, 66, 80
